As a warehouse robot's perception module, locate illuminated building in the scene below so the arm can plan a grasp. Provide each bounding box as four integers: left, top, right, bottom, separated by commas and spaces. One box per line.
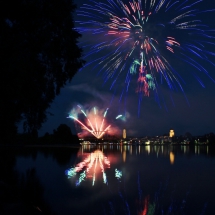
123, 129, 126, 139
169, 129, 174, 137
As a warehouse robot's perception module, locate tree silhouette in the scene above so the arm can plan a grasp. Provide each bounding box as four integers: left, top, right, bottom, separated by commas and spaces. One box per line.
0, 0, 84, 142
54, 123, 78, 144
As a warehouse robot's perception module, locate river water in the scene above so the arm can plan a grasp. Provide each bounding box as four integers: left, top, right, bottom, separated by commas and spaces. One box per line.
1, 144, 215, 215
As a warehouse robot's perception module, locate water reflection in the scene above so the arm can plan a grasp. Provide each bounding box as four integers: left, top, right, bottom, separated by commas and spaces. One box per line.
4, 145, 215, 215
64, 145, 215, 214
81, 144, 214, 157
65, 149, 111, 186
169, 152, 175, 164
81, 144, 215, 161
123, 150, 126, 162
0, 147, 55, 215
115, 168, 122, 181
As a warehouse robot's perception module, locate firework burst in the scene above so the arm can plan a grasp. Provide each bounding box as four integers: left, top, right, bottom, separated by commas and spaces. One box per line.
68, 105, 122, 139
76, 0, 215, 110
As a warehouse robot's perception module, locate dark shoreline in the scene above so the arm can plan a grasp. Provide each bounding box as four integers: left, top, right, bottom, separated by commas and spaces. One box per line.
0, 144, 81, 148
1, 143, 214, 147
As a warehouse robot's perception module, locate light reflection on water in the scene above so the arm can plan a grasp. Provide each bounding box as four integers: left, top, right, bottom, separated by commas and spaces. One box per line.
65, 149, 111, 186
13, 145, 215, 215
80, 144, 211, 164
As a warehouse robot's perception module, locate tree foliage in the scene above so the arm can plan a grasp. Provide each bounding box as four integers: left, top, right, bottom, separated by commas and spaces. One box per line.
54, 123, 78, 143
0, 0, 84, 140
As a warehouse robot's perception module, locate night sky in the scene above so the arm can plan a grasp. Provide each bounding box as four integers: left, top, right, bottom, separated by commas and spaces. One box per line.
39, 0, 215, 137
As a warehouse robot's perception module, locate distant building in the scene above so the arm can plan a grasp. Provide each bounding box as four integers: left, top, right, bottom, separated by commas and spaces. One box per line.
123, 129, 126, 139
169, 129, 174, 138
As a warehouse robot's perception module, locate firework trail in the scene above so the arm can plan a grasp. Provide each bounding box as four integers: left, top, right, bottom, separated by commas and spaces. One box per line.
68, 105, 123, 139
68, 106, 110, 139
76, 0, 215, 110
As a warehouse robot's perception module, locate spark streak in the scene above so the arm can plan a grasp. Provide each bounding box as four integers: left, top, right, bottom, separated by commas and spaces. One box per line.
76, 0, 215, 110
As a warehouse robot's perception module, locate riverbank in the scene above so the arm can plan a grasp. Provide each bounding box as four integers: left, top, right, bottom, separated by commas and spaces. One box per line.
0, 144, 80, 148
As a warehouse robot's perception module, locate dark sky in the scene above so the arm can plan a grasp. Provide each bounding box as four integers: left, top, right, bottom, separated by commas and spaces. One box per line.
39, 0, 215, 137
